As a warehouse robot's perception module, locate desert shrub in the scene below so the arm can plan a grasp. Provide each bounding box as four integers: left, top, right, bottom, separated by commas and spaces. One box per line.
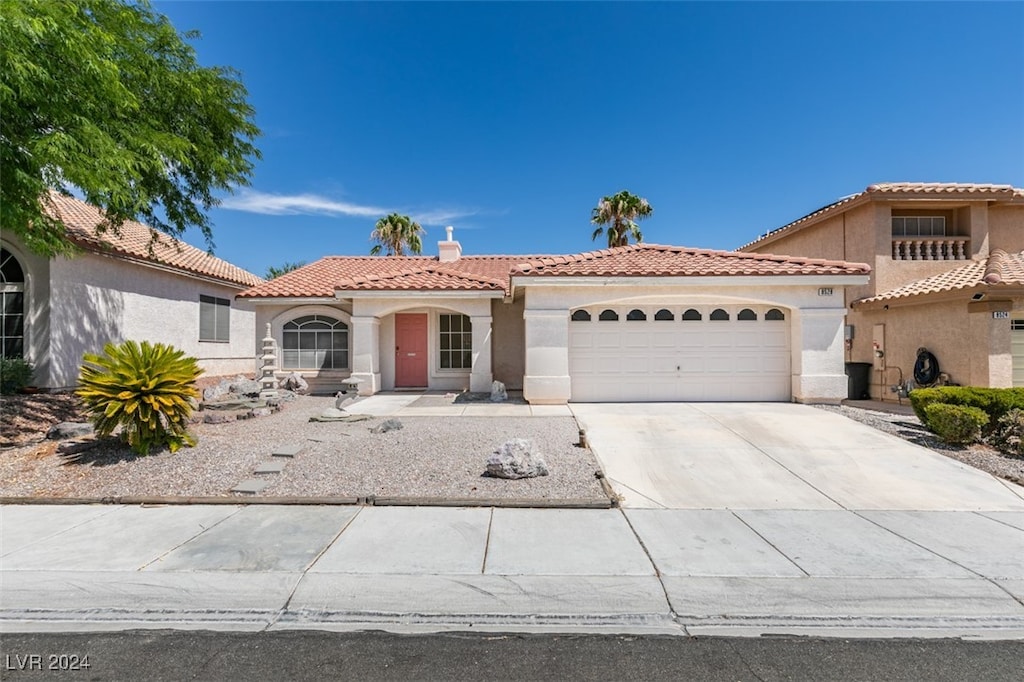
923, 403, 989, 444
988, 408, 1024, 456
910, 387, 1024, 431
0, 356, 34, 394
76, 340, 203, 455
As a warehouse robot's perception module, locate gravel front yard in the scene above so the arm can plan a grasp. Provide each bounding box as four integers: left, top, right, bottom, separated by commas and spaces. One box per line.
0, 396, 608, 502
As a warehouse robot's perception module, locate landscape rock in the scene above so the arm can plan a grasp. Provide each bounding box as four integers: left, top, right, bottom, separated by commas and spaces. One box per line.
203, 412, 237, 424
372, 418, 403, 434
47, 422, 94, 441
229, 377, 262, 397
485, 438, 549, 479
247, 407, 273, 418
490, 380, 508, 402
279, 372, 309, 394
202, 381, 232, 402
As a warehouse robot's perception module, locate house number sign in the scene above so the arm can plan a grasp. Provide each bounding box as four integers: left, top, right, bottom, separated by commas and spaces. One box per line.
818, 287, 833, 296
993, 311, 1010, 319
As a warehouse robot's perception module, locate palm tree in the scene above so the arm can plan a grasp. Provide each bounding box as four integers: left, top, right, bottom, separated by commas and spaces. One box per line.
369, 213, 425, 256
590, 190, 653, 247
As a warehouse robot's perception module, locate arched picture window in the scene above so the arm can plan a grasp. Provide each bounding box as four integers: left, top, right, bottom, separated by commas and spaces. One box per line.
0, 248, 25, 358
654, 309, 674, 321
681, 308, 702, 321
626, 309, 647, 321
571, 310, 591, 322
598, 309, 619, 321
710, 309, 730, 321
282, 315, 349, 370
765, 308, 786, 321
738, 308, 757, 321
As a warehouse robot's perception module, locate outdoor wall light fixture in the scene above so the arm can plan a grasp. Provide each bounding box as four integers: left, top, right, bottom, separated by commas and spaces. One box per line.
972, 292, 986, 301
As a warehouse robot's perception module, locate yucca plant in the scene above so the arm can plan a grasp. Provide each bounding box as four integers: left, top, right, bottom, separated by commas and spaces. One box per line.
77, 340, 203, 455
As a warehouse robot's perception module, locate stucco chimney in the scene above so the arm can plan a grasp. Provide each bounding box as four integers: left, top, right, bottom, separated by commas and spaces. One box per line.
438, 225, 462, 262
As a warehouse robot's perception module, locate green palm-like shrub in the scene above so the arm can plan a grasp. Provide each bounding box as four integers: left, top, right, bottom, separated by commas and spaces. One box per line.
923, 403, 988, 444
77, 341, 203, 455
1, 357, 34, 394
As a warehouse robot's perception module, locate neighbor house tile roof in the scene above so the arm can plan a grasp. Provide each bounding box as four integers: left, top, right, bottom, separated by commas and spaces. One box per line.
239, 244, 869, 299
45, 193, 263, 288
852, 249, 1024, 308
512, 244, 870, 278
740, 182, 1024, 251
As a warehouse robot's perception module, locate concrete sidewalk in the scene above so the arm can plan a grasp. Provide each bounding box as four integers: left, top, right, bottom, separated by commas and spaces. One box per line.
2, 503, 1023, 639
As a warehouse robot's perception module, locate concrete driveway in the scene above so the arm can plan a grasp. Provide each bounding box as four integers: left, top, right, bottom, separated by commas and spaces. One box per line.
570, 403, 1024, 510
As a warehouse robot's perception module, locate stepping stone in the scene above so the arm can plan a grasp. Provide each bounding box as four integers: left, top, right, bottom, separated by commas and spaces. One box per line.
231, 479, 269, 494
271, 444, 304, 458
254, 461, 286, 475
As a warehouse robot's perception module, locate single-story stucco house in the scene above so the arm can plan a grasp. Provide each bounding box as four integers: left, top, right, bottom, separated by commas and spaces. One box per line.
1, 194, 263, 389
238, 228, 871, 404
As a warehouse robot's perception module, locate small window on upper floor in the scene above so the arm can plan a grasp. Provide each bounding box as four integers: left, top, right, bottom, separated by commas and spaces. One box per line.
599, 309, 619, 321
892, 216, 946, 237
571, 310, 591, 322
626, 309, 646, 321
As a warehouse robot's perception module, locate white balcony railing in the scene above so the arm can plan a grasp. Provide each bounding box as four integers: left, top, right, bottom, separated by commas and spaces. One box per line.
891, 238, 969, 261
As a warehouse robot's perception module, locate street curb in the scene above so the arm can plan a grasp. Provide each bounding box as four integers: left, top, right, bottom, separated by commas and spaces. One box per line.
0, 495, 613, 509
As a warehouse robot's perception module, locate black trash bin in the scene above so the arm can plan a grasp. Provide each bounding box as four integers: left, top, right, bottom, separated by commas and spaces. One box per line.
845, 362, 872, 400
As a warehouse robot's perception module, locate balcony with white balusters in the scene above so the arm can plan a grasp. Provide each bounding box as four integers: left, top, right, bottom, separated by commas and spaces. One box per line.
891, 237, 969, 261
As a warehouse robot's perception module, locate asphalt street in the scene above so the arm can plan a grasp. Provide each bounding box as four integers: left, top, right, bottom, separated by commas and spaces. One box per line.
2, 631, 1024, 682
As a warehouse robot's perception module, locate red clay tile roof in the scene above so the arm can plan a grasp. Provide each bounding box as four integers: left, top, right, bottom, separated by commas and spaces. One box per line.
852, 249, 1024, 308
740, 182, 1024, 251
240, 245, 869, 298
512, 244, 870, 278
238, 255, 549, 298
45, 193, 263, 288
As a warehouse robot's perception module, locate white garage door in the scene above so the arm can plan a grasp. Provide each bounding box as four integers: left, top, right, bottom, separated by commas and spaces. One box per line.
569, 305, 791, 402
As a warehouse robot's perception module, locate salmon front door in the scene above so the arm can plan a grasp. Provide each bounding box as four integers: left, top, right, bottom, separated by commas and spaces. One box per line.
395, 313, 428, 387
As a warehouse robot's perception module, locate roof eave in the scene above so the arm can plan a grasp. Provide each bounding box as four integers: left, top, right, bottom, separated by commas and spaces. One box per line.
511, 274, 870, 288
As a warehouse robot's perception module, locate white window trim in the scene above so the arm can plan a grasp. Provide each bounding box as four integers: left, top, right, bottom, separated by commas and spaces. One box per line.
199, 294, 231, 343
436, 312, 473, 372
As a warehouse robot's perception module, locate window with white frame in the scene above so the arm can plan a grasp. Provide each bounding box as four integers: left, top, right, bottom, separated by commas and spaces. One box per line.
439, 314, 472, 370
281, 315, 348, 370
1, 248, 25, 358
199, 295, 230, 342
892, 216, 946, 237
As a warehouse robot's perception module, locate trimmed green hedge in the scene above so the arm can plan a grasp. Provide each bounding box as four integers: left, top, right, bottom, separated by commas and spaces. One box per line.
909, 387, 1024, 432
923, 403, 988, 444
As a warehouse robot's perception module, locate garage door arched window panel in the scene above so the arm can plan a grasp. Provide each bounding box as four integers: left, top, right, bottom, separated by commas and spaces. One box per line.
598, 309, 619, 321
0, 247, 25, 358
282, 315, 349, 370
571, 310, 592, 322
681, 309, 702, 321
765, 308, 786, 321
654, 309, 674, 321
626, 309, 647, 321
737, 308, 757, 321
710, 308, 730, 321
439, 313, 472, 370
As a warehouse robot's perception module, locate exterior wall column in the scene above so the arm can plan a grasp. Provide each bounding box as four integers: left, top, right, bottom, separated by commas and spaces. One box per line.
969, 306, 1012, 387
522, 309, 571, 405
350, 315, 381, 395
470, 314, 493, 393
793, 307, 848, 403
968, 202, 990, 259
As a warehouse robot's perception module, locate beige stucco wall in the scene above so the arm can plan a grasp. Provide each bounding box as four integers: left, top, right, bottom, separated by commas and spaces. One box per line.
854, 298, 1020, 398
491, 297, 525, 390
45, 252, 257, 387
987, 204, 1024, 251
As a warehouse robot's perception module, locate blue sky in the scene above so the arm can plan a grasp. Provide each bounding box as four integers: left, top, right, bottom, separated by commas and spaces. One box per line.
154, 1, 1024, 277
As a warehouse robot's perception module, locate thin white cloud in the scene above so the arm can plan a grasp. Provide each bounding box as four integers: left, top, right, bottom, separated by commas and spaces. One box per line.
221, 190, 478, 227
220, 190, 386, 218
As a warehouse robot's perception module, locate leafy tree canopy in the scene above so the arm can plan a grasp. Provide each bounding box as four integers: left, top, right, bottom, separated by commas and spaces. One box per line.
264, 261, 306, 280
0, 0, 261, 256
370, 213, 424, 256
590, 190, 653, 248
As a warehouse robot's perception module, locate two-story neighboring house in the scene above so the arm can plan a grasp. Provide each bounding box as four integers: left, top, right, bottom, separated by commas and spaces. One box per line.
740, 183, 1024, 400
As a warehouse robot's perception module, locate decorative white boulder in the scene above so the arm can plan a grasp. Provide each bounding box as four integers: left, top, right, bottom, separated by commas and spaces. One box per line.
490, 380, 508, 402
485, 438, 549, 479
